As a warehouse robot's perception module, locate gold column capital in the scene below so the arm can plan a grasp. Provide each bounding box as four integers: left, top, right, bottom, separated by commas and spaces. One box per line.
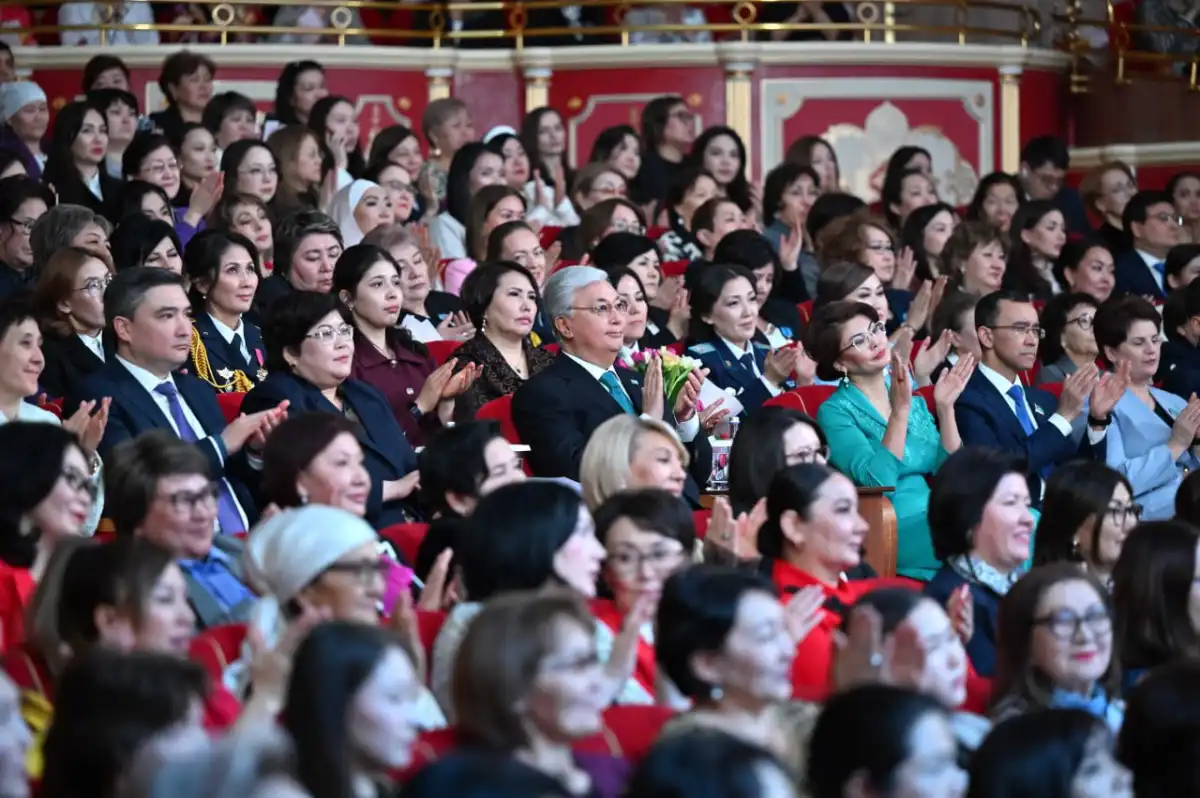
524, 67, 552, 114
426, 68, 453, 102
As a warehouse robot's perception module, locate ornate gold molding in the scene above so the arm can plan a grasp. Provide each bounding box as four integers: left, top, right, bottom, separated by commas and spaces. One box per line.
998, 65, 1022, 173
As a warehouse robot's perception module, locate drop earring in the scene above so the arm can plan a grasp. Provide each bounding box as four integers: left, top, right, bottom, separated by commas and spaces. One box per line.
481, 315, 488, 332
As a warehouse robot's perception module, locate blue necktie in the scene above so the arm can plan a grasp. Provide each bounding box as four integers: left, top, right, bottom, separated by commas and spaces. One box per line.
154, 382, 246, 535
1007, 384, 1036, 435
599, 371, 635, 415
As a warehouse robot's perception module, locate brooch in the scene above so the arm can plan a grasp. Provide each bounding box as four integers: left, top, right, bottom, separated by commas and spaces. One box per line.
257, 368, 268, 382
216, 368, 233, 381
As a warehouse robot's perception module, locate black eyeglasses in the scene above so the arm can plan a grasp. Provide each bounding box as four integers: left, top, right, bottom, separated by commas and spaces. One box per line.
61, 468, 97, 499
988, 323, 1046, 340
1034, 606, 1111, 641
1066, 315, 1094, 331
161, 483, 220, 513
1104, 503, 1142, 524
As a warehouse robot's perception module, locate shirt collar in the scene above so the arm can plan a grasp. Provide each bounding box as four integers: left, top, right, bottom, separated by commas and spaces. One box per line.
117, 355, 175, 393
207, 313, 244, 344
978, 361, 1021, 393
179, 546, 230, 569
77, 331, 104, 357
718, 336, 753, 358
85, 171, 102, 200
1137, 249, 1164, 268
563, 350, 616, 381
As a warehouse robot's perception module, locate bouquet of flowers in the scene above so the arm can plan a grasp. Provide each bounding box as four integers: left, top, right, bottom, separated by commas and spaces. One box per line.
628, 346, 701, 404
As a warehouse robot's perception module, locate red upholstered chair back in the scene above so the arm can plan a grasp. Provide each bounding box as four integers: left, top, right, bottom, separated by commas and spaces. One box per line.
916, 385, 936, 415
539, 226, 563, 249
415, 609, 447, 684
692, 509, 712, 539
188, 623, 248, 683
426, 340, 465, 366
217, 392, 246, 424
764, 384, 837, 416
476, 394, 522, 444
37, 398, 62, 419
1041, 381, 1064, 399
379, 523, 430, 565
797, 301, 814, 324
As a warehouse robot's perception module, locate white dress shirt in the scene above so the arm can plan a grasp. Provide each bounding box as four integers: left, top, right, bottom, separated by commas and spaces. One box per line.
57, 1, 159, 45
77, 332, 105, 361
978, 362, 1073, 437
565, 350, 699, 442
84, 171, 102, 201
120, 356, 251, 529
718, 335, 784, 397
208, 314, 250, 363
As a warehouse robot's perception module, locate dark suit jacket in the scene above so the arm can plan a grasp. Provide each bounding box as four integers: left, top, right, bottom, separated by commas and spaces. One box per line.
687, 339, 795, 417
187, 314, 266, 392
953, 368, 1098, 501
510, 353, 710, 505
252, 273, 294, 318
70, 358, 258, 516
240, 372, 420, 526
925, 565, 1002, 678
1114, 249, 1166, 301
1053, 186, 1092, 239
50, 173, 121, 223
40, 330, 108, 400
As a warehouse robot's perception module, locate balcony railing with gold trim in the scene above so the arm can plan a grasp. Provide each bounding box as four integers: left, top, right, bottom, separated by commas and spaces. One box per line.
1055, 0, 1200, 93
2, 0, 1042, 48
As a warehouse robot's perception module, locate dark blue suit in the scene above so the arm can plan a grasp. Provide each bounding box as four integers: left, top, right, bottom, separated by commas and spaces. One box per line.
1114, 249, 1165, 301
925, 565, 1002, 678
1053, 186, 1092, 238
240, 372, 419, 527
69, 359, 257, 518
187, 314, 266, 392
510, 353, 711, 505
953, 368, 1100, 502
1160, 337, 1200, 400
687, 339, 795, 417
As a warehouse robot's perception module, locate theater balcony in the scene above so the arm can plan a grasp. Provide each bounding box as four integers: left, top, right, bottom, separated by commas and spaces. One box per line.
5, 0, 1196, 195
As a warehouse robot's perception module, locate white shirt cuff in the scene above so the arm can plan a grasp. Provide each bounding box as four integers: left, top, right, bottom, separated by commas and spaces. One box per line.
1085, 426, 1107, 445
1048, 413, 1073, 437
676, 415, 700, 443
760, 376, 783, 397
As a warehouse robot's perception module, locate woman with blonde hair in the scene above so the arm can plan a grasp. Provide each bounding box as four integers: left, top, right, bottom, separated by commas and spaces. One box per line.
580, 415, 689, 511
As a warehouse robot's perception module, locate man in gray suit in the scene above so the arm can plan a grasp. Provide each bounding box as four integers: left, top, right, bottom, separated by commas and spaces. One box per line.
107, 429, 255, 629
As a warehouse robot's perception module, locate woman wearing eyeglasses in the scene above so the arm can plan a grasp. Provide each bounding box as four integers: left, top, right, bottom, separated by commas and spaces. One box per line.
1038, 293, 1100, 386
988, 563, 1123, 731
0, 422, 100, 653
240, 290, 422, 528
809, 300, 974, 581
1094, 295, 1200, 521
1032, 461, 1139, 591
32, 247, 113, 400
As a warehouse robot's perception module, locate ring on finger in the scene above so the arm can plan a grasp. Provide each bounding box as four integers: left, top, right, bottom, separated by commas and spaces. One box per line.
868, 652, 883, 668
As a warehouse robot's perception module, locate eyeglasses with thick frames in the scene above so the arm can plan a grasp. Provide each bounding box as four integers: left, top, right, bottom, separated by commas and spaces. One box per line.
1033, 607, 1111, 641
988, 323, 1046, 340
161, 483, 220, 514
1104, 503, 1142, 524
307, 323, 355, 344
572, 300, 630, 318
61, 468, 98, 499
324, 559, 390, 584
608, 545, 685, 576
840, 321, 887, 354
7, 217, 36, 236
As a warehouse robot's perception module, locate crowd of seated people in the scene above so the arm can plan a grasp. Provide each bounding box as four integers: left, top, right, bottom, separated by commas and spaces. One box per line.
1, 42, 1200, 798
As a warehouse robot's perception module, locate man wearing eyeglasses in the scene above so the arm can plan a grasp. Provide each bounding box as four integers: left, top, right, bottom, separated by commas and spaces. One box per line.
954, 290, 1123, 504
512, 266, 712, 506
1114, 190, 1181, 301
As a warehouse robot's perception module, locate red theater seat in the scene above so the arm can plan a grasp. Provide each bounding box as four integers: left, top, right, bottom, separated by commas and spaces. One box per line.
217, 392, 246, 424
476, 395, 521, 445
379, 523, 430, 565
797, 301, 814, 324
189, 623, 248, 683
916, 385, 936, 415
426, 339, 464, 366
764, 384, 837, 416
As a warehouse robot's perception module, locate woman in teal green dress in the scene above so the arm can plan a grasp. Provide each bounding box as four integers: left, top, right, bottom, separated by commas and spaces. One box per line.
807, 300, 976, 581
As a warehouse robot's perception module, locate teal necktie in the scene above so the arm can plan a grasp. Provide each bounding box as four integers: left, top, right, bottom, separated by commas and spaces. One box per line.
599, 371, 636, 414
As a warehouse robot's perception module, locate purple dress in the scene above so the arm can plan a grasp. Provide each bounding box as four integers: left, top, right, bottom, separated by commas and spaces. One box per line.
574, 752, 630, 798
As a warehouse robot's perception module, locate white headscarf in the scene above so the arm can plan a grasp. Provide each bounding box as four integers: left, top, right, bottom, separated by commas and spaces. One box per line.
328, 179, 381, 248
0, 82, 45, 125
227, 505, 379, 696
